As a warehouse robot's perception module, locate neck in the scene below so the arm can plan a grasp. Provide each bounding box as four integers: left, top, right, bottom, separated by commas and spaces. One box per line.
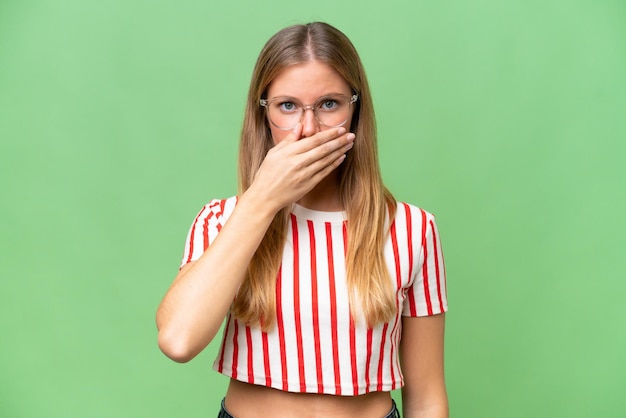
297, 171, 342, 212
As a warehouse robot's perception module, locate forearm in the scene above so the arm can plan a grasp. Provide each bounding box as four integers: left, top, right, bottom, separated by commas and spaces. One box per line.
402, 396, 449, 418
156, 186, 279, 362
400, 315, 448, 418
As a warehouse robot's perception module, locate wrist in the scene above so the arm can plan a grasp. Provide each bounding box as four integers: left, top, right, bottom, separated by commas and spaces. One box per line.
239, 184, 283, 220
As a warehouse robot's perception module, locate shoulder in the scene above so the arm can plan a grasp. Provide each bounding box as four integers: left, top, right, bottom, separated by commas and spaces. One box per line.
206, 196, 238, 211
180, 196, 239, 265
388, 202, 443, 255
187, 196, 239, 230
390, 201, 438, 227
198, 196, 238, 220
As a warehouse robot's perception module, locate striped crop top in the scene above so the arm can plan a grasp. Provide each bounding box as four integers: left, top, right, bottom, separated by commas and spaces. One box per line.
180, 196, 447, 396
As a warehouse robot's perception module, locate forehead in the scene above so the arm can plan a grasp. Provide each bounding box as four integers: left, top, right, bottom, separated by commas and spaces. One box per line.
267, 61, 351, 101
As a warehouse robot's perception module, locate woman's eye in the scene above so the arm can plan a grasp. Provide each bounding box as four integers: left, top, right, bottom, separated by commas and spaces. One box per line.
278, 102, 297, 112
320, 99, 338, 111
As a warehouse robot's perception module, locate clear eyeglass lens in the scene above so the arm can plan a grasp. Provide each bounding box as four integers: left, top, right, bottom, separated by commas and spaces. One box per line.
267, 96, 352, 129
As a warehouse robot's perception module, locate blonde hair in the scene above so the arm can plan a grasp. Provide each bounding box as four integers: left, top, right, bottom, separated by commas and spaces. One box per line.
235, 22, 397, 330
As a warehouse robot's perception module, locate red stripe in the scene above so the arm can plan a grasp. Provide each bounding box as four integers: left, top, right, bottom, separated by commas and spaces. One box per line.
342, 222, 348, 254
275, 268, 288, 391
326, 222, 341, 394
262, 331, 271, 387
389, 220, 402, 386
343, 224, 358, 395
208, 199, 224, 238
245, 326, 254, 383
205, 200, 224, 247
376, 323, 389, 391
349, 314, 357, 395
202, 212, 211, 252
408, 209, 427, 316
231, 320, 239, 380
421, 210, 433, 316
430, 219, 445, 312
404, 203, 414, 279
184, 208, 206, 264
440, 226, 448, 293
307, 220, 324, 392
408, 210, 423, 315
291, 215, 306, 392
390, 220, 402, 289
397, 204, 413, 377
216, 313, 232, 372
365, 328, 373, 392
402, 205, 414, 381
215, 200, 225, 233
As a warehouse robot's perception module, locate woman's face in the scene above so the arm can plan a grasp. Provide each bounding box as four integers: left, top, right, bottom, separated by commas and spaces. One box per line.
265, 61, 354, 144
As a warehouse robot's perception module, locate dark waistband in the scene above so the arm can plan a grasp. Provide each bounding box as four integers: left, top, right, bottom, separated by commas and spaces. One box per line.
217, 398, 400, 418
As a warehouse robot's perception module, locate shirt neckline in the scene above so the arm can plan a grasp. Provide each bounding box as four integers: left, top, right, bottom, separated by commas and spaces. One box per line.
291, 203, 346, 224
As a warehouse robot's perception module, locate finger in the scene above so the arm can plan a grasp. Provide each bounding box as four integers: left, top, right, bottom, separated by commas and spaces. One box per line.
290, 127, 348, 154
306, 140, 353, 173
308, 127, 346, 147
308, 149, 349, 185
296, 131, 355, 168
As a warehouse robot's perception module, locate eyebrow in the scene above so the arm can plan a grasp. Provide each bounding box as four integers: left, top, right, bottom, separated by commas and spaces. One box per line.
266, 93, 348, 101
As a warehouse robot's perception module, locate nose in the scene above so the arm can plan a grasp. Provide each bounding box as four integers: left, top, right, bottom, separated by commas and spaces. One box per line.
301, 107, 320, 138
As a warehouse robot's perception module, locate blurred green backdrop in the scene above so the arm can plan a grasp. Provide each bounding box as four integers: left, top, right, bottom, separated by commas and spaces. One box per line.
1, 0, 625, 417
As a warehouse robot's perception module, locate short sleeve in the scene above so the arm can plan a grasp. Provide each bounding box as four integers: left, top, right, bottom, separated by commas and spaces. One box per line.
179, 197, 237, 268
402, 210, 448, 317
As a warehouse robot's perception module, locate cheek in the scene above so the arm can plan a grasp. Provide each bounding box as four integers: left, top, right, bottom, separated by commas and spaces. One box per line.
344, 109, 355, 132
270, 125, 289, 145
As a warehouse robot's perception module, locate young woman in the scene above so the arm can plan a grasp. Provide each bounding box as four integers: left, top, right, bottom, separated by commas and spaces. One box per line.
156, 22, 448, 418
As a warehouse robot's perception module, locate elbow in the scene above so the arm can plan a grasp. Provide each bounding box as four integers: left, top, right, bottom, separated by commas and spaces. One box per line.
156, 305, 219, 362
157, 329, 199, 363
156, 322, 219, 363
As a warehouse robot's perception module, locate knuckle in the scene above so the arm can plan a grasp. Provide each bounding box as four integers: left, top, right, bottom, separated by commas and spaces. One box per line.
293, 161, 305, 172
316, 131, 334, 144
313, 135, 326, 147
320, 142, 334, 154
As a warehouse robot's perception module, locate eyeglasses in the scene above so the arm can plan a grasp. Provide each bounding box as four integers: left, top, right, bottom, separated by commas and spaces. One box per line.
260, 94, 358, 130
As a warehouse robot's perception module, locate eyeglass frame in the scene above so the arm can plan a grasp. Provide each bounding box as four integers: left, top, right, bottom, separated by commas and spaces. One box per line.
259, 93, 359, 130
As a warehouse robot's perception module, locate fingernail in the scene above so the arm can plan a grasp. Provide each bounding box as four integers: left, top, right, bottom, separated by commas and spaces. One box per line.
346, 133, 355, 141
337, 127, 346, 135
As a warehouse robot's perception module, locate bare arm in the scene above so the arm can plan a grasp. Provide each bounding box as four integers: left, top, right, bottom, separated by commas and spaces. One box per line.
400, 314, 448, 418
155, 191, 277, 363
156, 125, 355, 362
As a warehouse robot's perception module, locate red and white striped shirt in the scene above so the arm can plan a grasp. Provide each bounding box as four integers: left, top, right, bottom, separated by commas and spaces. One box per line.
181, 197, 447, 396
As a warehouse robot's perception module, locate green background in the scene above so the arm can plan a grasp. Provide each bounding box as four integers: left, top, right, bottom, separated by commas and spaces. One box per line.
1, 0, 625, 417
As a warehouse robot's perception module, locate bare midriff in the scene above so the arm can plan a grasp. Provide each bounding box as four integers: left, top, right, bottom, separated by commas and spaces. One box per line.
224, 379, 393, 418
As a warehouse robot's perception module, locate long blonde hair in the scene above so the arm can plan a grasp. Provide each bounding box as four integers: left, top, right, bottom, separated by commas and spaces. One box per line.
235, 22, 397, 330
